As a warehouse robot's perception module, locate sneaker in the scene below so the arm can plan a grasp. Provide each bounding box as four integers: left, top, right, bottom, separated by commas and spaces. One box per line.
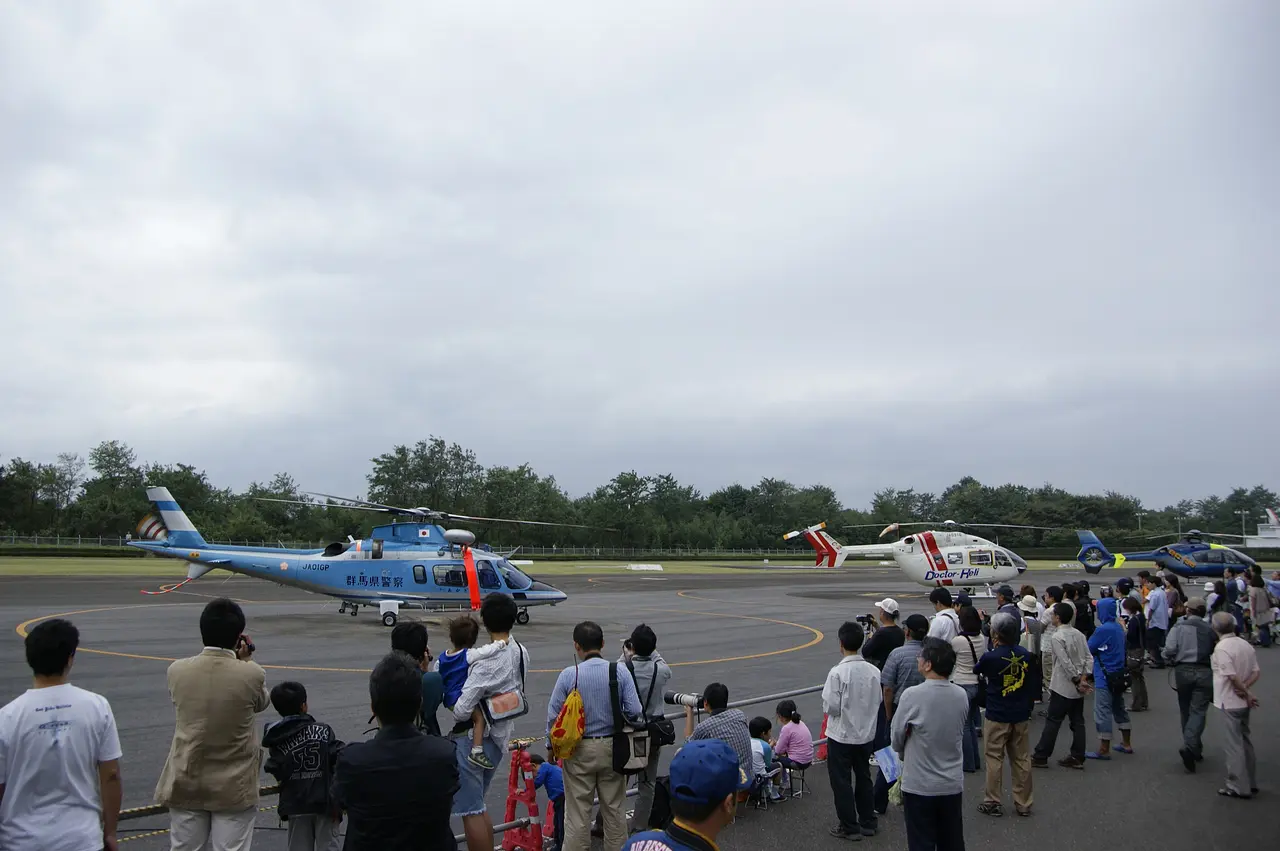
1031, 756, 1049, 769
1058, 756, 1084, 770
829, 826, 862, 841
977, 801, 1003, 817
859, 826, 878, 837
468, 749, 495, 770
1179, 748, 1196, 773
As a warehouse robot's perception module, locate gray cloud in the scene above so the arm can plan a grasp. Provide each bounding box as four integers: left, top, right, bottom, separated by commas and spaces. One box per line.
2, 1, 1277, 510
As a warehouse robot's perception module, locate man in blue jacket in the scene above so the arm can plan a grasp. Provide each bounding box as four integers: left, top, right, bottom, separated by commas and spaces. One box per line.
1086, 598, 1133, 760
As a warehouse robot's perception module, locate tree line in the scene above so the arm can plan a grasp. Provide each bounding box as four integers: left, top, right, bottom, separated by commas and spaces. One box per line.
1, 437, 1275, 551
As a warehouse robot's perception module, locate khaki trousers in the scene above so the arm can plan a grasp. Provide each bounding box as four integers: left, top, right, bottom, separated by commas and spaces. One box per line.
170, 807, 257, 851
562, 737, 628, 851
983, 719, 1033, 813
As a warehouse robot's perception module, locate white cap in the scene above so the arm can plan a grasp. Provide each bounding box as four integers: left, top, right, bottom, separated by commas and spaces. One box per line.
875, 598, 899, 615
1204, 581, 1215, 591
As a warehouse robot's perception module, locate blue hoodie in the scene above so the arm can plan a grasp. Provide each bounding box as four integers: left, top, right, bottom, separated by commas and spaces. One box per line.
1088, 597, 1126, 683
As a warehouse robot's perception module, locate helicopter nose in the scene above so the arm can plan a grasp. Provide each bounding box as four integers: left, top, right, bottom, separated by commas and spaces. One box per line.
531, 581, 567, 602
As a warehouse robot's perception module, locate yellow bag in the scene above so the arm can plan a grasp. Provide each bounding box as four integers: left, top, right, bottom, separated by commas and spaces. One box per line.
550, 667, 586, 760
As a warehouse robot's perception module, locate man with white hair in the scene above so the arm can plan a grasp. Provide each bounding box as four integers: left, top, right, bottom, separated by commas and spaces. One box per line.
1210, 611, 1260, 799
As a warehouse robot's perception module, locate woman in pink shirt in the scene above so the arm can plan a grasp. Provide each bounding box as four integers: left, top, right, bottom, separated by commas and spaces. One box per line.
771, 699, 815, 770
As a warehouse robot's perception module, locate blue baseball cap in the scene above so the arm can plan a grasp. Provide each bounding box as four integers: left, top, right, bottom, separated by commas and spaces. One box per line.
668, 740, 751, 805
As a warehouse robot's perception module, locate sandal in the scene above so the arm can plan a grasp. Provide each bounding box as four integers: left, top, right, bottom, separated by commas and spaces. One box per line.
1084, 751, 1111, 760
977, 802, 1003, 817
1114, 746, 1134, 754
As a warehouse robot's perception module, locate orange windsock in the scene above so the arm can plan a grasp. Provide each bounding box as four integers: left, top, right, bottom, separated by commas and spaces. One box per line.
463, 545, 482, 611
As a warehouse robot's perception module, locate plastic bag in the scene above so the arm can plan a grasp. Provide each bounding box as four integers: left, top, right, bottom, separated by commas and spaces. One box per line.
550, 668, 586, 760
887, 778, 903, 807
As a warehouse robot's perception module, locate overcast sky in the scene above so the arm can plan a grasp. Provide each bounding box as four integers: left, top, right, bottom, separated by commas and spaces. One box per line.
2, 1, 1277, 512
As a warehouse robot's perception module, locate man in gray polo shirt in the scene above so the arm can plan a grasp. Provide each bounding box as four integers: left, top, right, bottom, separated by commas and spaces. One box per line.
891, 637, 970, 851
882, 614, 929, 721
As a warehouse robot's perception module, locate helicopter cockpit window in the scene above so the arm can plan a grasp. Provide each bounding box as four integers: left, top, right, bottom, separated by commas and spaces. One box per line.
477, 562, 502, 590
498, 560, 533, 591
1221, 549, 1243, 565
433, 564, 466, 587
1205, 550, 1225, 564
1008, 551, 1028, 569
994, 551, 1012, 567
968, 550, 993, 566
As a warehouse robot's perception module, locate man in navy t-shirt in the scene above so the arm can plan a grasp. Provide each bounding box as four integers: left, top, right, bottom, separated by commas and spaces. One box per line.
975, 612, 1035, 817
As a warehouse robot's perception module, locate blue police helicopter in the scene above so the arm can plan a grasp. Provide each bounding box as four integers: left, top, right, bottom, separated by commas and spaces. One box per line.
126, 487, 601, 627
1075, 528, 1258, 579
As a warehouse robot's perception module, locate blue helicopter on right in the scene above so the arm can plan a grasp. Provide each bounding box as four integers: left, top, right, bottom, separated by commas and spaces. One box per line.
1075, 528, 1259, 579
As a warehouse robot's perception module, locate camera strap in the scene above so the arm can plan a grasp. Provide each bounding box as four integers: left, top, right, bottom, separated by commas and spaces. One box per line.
625, 658, 659, 722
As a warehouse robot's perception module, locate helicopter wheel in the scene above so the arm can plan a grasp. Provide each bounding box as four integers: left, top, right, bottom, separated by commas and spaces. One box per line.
382, 611, 397, 628
516, 609, 530, 626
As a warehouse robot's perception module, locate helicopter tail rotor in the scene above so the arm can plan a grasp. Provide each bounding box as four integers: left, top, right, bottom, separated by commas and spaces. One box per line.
1075, 530, 1120, 574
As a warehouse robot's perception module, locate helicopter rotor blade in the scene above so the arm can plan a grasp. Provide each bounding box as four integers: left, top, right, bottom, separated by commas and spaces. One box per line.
438, 512, 618, 532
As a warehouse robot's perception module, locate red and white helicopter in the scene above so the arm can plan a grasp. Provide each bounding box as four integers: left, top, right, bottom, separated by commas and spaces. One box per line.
783, 520, 1050, 596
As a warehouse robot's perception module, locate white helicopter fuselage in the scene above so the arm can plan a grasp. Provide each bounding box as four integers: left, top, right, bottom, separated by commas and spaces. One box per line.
788, 524, 1027, 588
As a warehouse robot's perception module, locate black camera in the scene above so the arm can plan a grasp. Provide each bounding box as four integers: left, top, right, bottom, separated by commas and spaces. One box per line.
663, 691, 702, 708
856, 613, 876, 630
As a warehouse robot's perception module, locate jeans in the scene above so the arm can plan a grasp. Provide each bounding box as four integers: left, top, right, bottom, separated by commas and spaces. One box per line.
902, 793, 965, 851
448, 733, 502, 817
1093, 680, 1130, 741
552, 795, 565, 849
1174, 665, 1213, 759
1033, 692, 1085, 761
826, 738, 876, 834
1259, 624, 1272, 648
959, 685, 982, 772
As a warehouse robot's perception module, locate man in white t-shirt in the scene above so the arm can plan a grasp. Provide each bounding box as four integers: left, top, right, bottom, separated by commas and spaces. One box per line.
927, 588, 960, 643
0, 618, 123, 851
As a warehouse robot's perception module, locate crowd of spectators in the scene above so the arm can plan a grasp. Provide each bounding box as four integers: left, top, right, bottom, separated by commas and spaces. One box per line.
0, 567, 1273, 851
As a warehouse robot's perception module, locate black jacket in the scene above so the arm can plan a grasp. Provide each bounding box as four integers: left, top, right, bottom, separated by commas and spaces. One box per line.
261, 714, 344, 819
333, 723, 460, 850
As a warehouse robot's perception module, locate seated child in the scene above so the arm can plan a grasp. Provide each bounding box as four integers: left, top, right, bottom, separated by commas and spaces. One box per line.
529, 753, 565, 849
749, 716, 783, 801
262, 681, 344, 851
438, 614, 510, 769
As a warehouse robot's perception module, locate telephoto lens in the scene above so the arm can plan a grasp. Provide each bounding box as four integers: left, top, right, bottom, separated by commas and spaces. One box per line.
663, 691, 702, 708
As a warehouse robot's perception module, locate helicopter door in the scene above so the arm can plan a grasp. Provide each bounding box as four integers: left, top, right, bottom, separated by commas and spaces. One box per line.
476, 561, 502, 590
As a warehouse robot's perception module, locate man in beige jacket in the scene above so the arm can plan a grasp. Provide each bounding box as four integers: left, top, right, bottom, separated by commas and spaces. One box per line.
155, 598, 270, 850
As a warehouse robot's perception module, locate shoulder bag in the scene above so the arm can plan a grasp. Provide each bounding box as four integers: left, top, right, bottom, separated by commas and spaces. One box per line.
965, 636, 986, 708
610, 662, 649, 774
481, 640, 529, 724
628, 659, 676, 747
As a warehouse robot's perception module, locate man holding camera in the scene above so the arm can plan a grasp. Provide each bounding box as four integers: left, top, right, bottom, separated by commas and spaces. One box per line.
155, 598, 270, 851
685, 683, 753, 787
621, 625, 672, 832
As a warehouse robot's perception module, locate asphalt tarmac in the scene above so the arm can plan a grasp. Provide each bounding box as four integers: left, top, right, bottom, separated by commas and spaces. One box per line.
1, 565, 1274, 849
